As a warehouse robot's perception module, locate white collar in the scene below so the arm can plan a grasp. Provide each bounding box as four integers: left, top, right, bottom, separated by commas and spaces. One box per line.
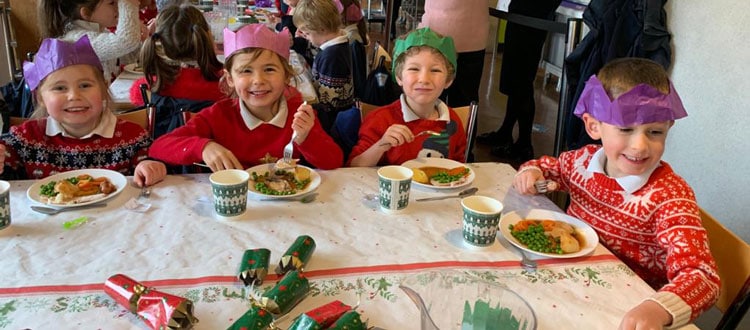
319, 34, 349, 50
343, 24, 365, 43
400, 94, 450, 123
586, 148, 660, 194
239, 98, 289, 130
46, 111, 117, 139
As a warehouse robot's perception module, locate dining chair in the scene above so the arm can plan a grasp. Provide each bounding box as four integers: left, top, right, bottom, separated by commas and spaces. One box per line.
9, 116, 27, 127
180, 108, 196, 126
116, 108, 155, 138
453, 102, 478, 162
356, 99, 379, 122
370, 41, 391, 74
363, 0, 386, 32
700, 208, 750, 329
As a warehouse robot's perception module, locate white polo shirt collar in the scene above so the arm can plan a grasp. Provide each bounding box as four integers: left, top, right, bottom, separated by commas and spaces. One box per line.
46, 111, 117, 139
586, 148, 660, 194
239, 98, 289, 130
400, 94, 450, 122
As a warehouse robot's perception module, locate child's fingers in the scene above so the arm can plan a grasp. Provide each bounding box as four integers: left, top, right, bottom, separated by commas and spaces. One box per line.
132, 172, 145, 187
381, 125, 413, 147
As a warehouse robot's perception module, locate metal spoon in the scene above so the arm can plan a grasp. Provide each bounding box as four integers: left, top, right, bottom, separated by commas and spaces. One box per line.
31, 202, 108, 215
511, 244, 538, 272
415, 187, 478, 202
378, 130, 441, 147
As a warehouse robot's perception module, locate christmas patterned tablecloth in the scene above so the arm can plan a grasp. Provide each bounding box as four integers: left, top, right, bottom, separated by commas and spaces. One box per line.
0, 163, 675, 329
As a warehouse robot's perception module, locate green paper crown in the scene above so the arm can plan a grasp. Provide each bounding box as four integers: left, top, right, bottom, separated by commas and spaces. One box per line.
392, 27, 457, 75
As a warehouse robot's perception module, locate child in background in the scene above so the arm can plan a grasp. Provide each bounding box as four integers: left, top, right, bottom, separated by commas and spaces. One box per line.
349, 27, 467, 166
0, 36, 166, 187
148, 24, 343, 172
339, 0, 368, 99
139, 0, 157, 24
138, 0, 158, 35
38, 0, 144, 82
293, 0, 355, 133
129, 4, 225, 137
513, 58, 719, 329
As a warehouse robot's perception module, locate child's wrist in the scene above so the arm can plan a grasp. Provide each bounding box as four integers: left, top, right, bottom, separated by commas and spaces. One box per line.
514, 166, 542, 179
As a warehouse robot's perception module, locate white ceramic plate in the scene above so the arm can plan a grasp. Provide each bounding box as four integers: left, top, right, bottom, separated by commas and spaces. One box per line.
27, 169, 127, 207
245, 164, 321, 199
499, 209, 599, 258
401, 158, 475, 190
123, 63, 143, 74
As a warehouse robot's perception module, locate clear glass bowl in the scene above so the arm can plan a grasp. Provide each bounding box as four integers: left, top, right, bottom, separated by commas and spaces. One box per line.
399, 270, 537, 330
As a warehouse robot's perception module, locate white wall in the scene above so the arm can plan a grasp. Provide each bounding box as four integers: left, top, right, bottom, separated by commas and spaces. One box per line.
664, 1, 750, 241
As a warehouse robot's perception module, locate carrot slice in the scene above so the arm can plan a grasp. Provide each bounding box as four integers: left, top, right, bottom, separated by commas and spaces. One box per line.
447, 167, 467, 176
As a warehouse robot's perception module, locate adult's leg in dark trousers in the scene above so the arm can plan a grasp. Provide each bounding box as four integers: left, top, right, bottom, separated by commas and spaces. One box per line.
444, 49, 485, 108
477, 0, 561, 151
443, 50, 485, 161
389, 0, 402, 39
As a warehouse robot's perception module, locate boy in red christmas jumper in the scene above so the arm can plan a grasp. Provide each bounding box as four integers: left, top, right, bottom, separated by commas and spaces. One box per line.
513, 58, 719, 329
149, 24, 343, 171
348, 27, 467, 166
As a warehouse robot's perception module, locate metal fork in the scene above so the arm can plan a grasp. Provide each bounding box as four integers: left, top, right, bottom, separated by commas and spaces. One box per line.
534, 180, 557, 194
283, 131, 297, 163
510, 245, 537, 272
378, 130, 440, 147
139, 186, 151, 200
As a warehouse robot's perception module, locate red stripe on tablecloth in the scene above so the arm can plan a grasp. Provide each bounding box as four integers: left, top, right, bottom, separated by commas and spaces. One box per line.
0, 255, 617, 296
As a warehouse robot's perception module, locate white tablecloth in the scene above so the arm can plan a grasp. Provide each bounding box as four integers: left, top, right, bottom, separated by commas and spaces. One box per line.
0, 163, 668, 329
109, 71, 142, 110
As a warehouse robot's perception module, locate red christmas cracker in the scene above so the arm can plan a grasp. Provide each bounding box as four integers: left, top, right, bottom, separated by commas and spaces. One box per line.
104, 274, 199, 329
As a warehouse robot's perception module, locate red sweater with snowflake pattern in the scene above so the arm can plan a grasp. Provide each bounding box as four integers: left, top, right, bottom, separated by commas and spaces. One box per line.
519, 144, 720, 327
0, 118, 151, 180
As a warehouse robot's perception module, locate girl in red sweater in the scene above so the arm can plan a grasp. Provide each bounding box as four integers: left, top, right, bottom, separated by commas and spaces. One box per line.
148, 24, 343, 171
513, 58, 719, 329
129, 4, 225, 138
0, 36, 166, 186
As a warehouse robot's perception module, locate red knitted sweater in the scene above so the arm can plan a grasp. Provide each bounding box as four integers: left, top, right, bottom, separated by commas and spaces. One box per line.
1, 118, 150, 179
348, 99, 467, 165
148, 92, 343, 170
520, 145, 720, 325
128, 68, 225, 106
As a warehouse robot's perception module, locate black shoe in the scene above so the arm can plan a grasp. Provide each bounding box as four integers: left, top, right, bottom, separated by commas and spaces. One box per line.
489, 142, 514, 158
490, 143, 534, 162
476, 131, 512, 146
511, 143, 535, 162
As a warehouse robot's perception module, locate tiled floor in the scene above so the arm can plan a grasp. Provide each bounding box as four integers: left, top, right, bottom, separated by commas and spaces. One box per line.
367, 21, 562, 169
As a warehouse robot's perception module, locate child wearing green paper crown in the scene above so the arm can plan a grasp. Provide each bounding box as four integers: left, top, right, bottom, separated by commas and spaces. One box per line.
513, 58, 720, 329
348, 27, 467, 167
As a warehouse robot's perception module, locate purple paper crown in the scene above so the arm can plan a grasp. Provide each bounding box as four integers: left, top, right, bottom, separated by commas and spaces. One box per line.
223, 24, 291, 60
574, 75, 687, 126
23, 36, 103, 91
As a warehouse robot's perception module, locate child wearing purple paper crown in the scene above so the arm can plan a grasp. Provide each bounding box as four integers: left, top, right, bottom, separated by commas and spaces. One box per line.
513, 58, 719, 329
148, 24, 343, 172
39, 0, 146, 83
0, 36, 167, 187
348, 27, 467, 167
